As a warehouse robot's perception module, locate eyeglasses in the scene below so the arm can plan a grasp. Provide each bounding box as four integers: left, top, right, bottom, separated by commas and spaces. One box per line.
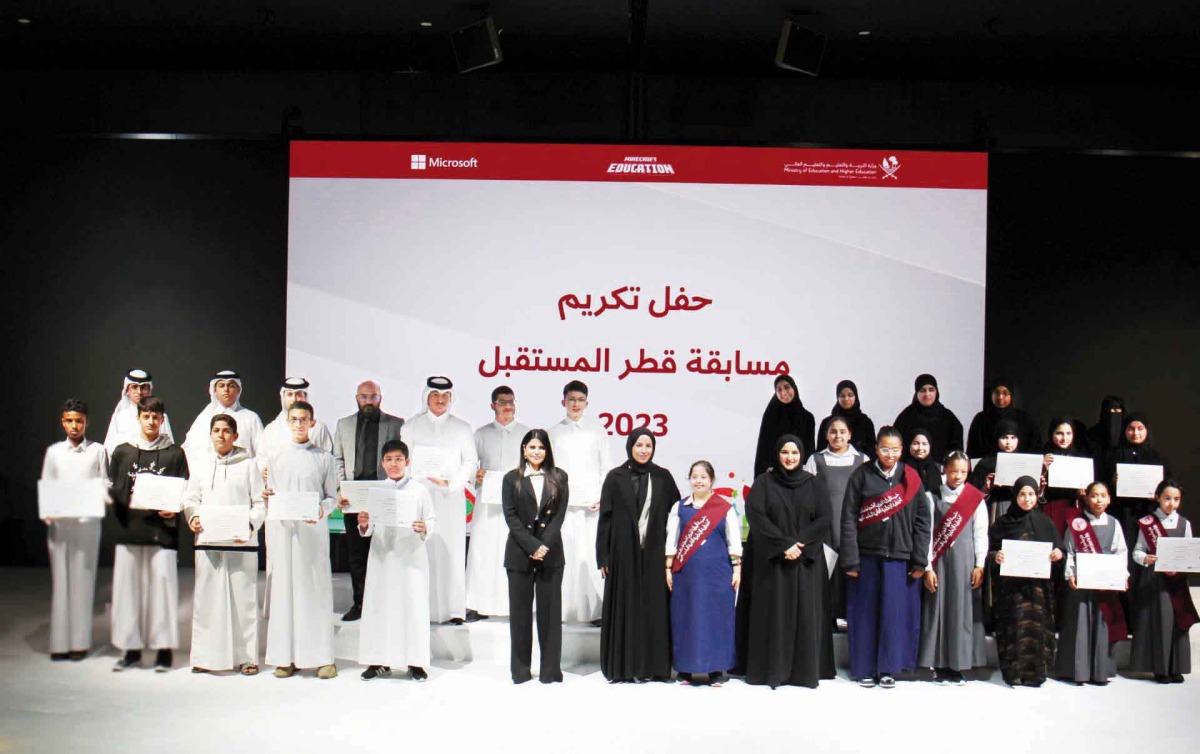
878, 447, 903, 456
494, 399, 515, 406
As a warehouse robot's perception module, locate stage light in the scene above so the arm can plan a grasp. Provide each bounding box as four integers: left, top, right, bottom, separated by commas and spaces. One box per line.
18, 17, 32, 24
451, 16, 503, 73
420, 21, 433, 27
775, 19, 826, 76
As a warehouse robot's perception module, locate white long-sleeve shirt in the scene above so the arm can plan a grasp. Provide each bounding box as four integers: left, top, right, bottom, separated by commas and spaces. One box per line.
665, 495, 744, 557
474, 419, 529, 473
1132, 508, 1192, 566
42, 438, 110, 484
1064, 510, 1128, 579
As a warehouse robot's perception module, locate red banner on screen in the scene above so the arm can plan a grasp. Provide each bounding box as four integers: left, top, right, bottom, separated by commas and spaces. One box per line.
290, 141, 987, 189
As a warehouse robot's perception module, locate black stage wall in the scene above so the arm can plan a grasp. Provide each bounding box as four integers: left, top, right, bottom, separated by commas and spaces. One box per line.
2, 138, 1197, 565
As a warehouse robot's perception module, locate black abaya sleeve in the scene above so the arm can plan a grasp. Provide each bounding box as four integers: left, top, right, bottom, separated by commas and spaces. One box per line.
745, 479, 798, 559
596, 469, 619, 569
948, 412, 965, 453
792, 479, 831, 551
753, 416, 773, 478
966, 412, 988, 458
801, 408, 816, 462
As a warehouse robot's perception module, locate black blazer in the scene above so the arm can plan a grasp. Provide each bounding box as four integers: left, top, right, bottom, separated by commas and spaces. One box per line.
502, 467, 569, 572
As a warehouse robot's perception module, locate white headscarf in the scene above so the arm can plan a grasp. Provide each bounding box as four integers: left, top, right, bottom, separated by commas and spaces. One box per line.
105, 368, 175, 451
183, 370, 244, 456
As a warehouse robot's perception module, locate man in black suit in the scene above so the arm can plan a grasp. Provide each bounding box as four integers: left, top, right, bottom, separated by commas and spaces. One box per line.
332, 380, 404, 622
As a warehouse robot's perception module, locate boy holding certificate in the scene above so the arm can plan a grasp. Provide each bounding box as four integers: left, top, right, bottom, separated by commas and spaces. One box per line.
183, 414, 266, 675
40, 398, 109, 661
263, 400, 339, 679
1130, 480, 1197, 683
1057, 481, 1128, 685
107, 396, 189, 672
357, 440, 435, 681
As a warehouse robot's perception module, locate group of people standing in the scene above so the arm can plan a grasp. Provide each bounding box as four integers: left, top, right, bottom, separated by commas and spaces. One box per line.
37, 367, 1195, 690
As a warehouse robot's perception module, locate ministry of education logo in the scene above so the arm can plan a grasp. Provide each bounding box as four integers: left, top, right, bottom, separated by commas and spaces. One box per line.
880, 155, 900, 179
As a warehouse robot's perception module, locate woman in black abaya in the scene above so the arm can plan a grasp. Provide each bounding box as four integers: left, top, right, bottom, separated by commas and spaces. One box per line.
816, 379, 876, 456
754, 375, 815, 477
596, 428, 680, 682
893, 374, 963, 463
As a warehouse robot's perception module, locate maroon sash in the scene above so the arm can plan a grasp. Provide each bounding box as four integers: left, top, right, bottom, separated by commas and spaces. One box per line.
930, 483, 985, 566
1068, 516, 1128, 644
671, 495, 732, 574
857, 465, 923, 529
1136, 515, 1200, 633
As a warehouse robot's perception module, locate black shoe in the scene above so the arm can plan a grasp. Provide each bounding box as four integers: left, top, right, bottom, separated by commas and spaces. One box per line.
361, 665, 390, 681
589, 618, 603, 628
1171, 673, 1186, 684
445, 618, 464, 626
154, 649, 173, 672
931, 669, 948, 686
879, 675, 896, 689
50, 653, 70, 662
68, 650, 88, 662
464, 610, 487, 623
341, 605, 362, 622
409, 666, 428, 682
1087, 680, 1109, 687
1155, 675, 1173, 684
113, 650, 141, 672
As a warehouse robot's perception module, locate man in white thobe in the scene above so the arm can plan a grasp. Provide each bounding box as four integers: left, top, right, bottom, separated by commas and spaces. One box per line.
547, 380, 612, 624
400, 376, 478, 624
41, 398, 109, 660
263, 400, 339, 678
182, 370, 264, 467
466, 385, 529, 620
260, 377, 334, 466
104, 368, 175, 452
357, 440, 435, 682
183, 413, 266, 674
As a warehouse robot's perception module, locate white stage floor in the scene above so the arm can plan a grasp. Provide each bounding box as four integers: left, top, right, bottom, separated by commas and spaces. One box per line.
2, 567, 1198, 754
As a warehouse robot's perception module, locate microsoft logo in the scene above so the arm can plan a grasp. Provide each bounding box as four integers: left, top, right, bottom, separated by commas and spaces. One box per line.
411, 154, 427, 170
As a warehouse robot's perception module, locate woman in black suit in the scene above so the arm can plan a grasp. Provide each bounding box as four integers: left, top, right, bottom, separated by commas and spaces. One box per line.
502, 428, 569, 684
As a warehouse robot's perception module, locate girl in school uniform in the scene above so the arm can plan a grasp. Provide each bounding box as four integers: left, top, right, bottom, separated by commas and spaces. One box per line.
989, 475, 1063, 687
1129, 479, 1199, 683
918, 452, 987, 684
1056, 481, 1128, 685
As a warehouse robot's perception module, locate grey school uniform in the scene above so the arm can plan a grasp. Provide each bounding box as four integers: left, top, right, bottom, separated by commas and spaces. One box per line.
1129, 513, 1194, 676
1056, 512, 1128, 683
918, 487, 987, 670
809, 450, 866, 621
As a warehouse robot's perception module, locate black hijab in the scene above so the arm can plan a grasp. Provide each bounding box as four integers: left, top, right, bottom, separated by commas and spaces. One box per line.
1090, 395, 1126, 452
895, 374, 962, 461
755, 375, 814, 475
994, 417, 1021, 450
902, 427, 943, 491
1112, 411, 1164, 466
820, 379, 876, 454
830, 379, 863, 419
625, 427, 657, 505
770, 434, 808, 489
1043, 415, 1084, 456
990, 475, 1057, 543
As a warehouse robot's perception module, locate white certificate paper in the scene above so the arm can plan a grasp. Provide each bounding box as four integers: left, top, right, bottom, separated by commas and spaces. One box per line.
479, 470, 505, 505
1155, 538, 1200, 573
567, 471, 601, 507
1074, 552, 1128, 591
824, 544, 838, 579
1116, 464, 1164, 499
410, 445, 454, 481
130, 473, 186, 512
339, 480, 387, 513
267, 491, 321, 521
38, 478, 107, 519
994, 453, 1045, 487
196, 506, 251, 545
1000, 539, 1052, 579
365, 488, 419, 527
1047, 455, 1094, 489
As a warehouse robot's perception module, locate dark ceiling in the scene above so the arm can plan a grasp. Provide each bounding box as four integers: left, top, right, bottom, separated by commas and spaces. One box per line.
3, 0, 1199, 81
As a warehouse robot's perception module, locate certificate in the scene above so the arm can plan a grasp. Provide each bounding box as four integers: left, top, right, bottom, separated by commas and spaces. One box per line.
1000, 539, 1052, 579
479, 470, 505, 506
196, 506, 251, 545
267, 491, 321, 521
410, 445, 454, 480
38, 478, 107, 519
1047, 455, 1094, 489
130, 473, 186, 512
1074, 552, 1128, 591
365, 488, 419, 527
339, 480, 387, 513
567, 471, 601, 507
1155, 538, 1200, 573
1116, 463, 1164, 499
994, 453, 1045, 487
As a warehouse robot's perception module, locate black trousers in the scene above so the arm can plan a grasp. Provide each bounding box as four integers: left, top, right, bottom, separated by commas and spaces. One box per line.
507, 566, 564, 683
344, 513, 370, 608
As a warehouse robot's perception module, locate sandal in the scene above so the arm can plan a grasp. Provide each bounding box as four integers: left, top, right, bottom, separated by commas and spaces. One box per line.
241, 663, 260, 676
